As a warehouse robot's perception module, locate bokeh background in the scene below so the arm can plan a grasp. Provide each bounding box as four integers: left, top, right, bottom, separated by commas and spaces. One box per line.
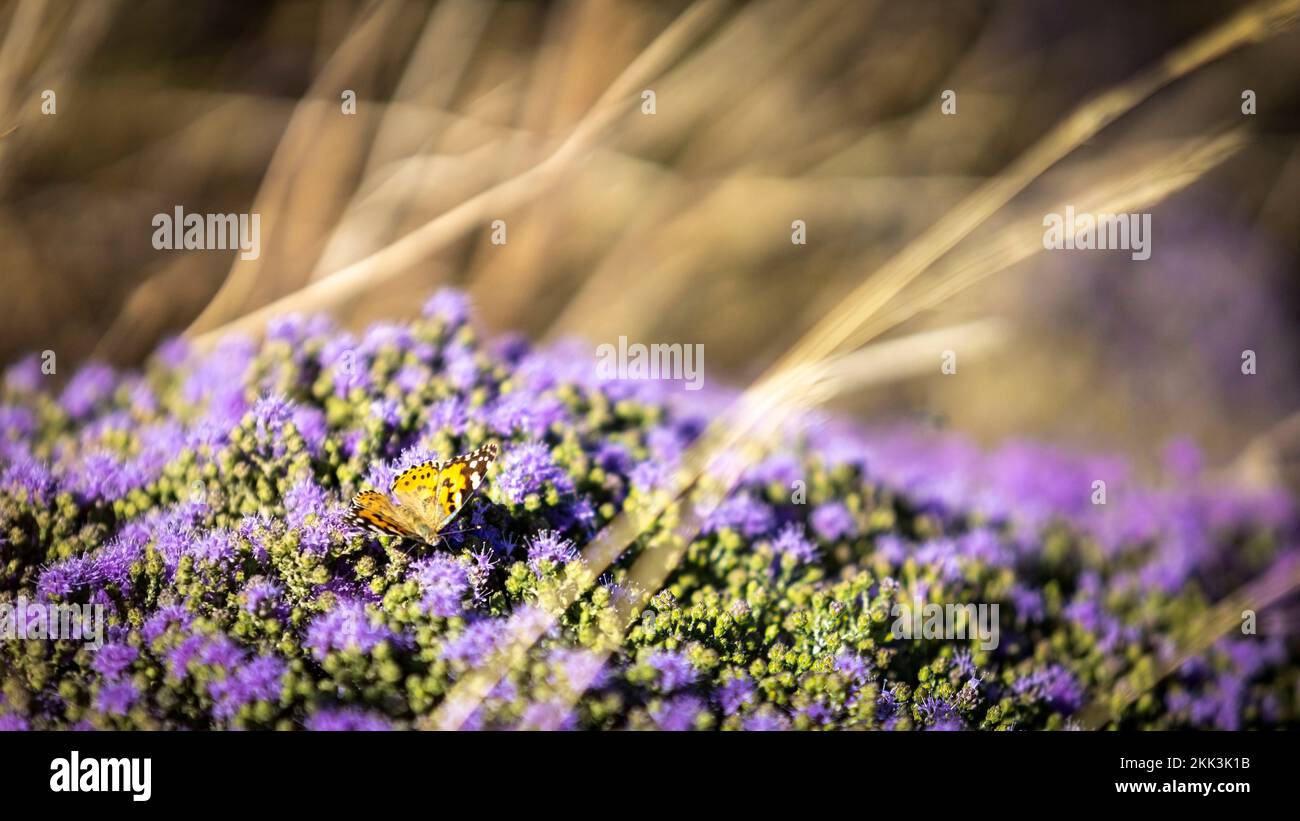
2, 0, 1298, 489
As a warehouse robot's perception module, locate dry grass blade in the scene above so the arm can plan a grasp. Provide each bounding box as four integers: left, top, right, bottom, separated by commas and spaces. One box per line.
187, 0, 728, 351
0, 0, 49, 119
0, 0, 118, 185
310, 0, 496, 281
1221, 405, 1300, 489
769, 0, 1300, 378
184, 1, 406, 337
854, 130, 1249, 346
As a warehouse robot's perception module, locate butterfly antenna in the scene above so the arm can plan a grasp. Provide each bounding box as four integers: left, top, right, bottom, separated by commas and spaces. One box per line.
440, 524, 484, 539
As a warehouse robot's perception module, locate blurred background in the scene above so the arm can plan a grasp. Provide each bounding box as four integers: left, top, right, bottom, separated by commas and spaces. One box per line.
1, 0, 1298, 487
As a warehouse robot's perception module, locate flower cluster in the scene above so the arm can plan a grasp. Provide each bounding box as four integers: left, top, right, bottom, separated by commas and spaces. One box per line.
1, 290, 1296, 730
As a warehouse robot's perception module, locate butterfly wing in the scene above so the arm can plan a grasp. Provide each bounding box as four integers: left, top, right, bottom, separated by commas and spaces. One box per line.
389, 458, 443, 505
346, 490, 420, 539
391, 441, 499, 538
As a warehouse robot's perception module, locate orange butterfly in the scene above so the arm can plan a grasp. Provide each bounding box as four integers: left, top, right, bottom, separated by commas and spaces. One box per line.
346, 441, 498, 547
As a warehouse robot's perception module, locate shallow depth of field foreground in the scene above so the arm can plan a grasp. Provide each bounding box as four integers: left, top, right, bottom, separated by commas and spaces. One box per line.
1, 290, 1297, 730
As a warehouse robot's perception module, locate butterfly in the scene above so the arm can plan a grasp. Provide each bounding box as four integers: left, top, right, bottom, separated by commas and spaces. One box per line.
346, 441, 499, 547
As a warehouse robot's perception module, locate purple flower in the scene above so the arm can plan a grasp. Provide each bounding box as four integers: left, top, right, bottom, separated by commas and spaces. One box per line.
834, 652, 871, 684
283, 478, 344, 554
440, 606, 549, 669
252, 393, 293, 440
142, 603, 192, 645
0, 405, 34, 437
322, 337, 369, 397
369, 398, 403, 428
956, 527, 1007, 566
307, 707, 391, 731
185, 336, 255, 415
651, 695, 705, 731
514, 339, 598, 393
37, 555, 101, 600
4, 355, 43, 393
497, 442, 573, 503
360, 322, 413, 355
487, 390, 565, 438
390, 445, 439, 475
390, 364, 425, 394
440, 618, 506, 667
876, 687, 903, 717
267, 313, 334, 346
491, 333, 531, 364
770, 523, 818, 564
189, 529, 238, 565
411, 554, 470, 617
0, 714, 29, 731
647, 649, 696, 692
305, 601, 393, 659
2, 456, 54, 503
915, 695, 963, 729
426, 396, 469, 435
1013, 664, 1084, 714
65, 451, 139, 502
810, 501, 857, 541
209, 655, 286, 721
315, 575, 382, 605
647, 427, 686, 463
746, 452, 802, 485
518, 699, 577, 731
704, 492, 775, 537
926, 715, 967, 731
595, 441, 633, 474
801, 701, 835, 726
526, 530, 579, 574
443, 341, 481, 391
95, 681, 139, 717
154, 336, 190, 368
422, 288, 473, 326
549, 648, 608, 691
197, 635, 245, 671
742, 708, 790, 731
93, 644, 139, 680
629, 459, 674, 493
1009, 584, 1045, 622
1163, 438, 1204, 483
363, 460, 398, 494
242, 578, 284, 617
717, 675, 755, 715
292, 406, 328, 455
126, 378, 158, 415
61, 363, 116, 419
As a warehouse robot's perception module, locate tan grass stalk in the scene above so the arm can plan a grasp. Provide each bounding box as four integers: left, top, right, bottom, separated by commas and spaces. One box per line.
309, 0, 497, 281
188, 0, 728, 351
184, 1, 406, 337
